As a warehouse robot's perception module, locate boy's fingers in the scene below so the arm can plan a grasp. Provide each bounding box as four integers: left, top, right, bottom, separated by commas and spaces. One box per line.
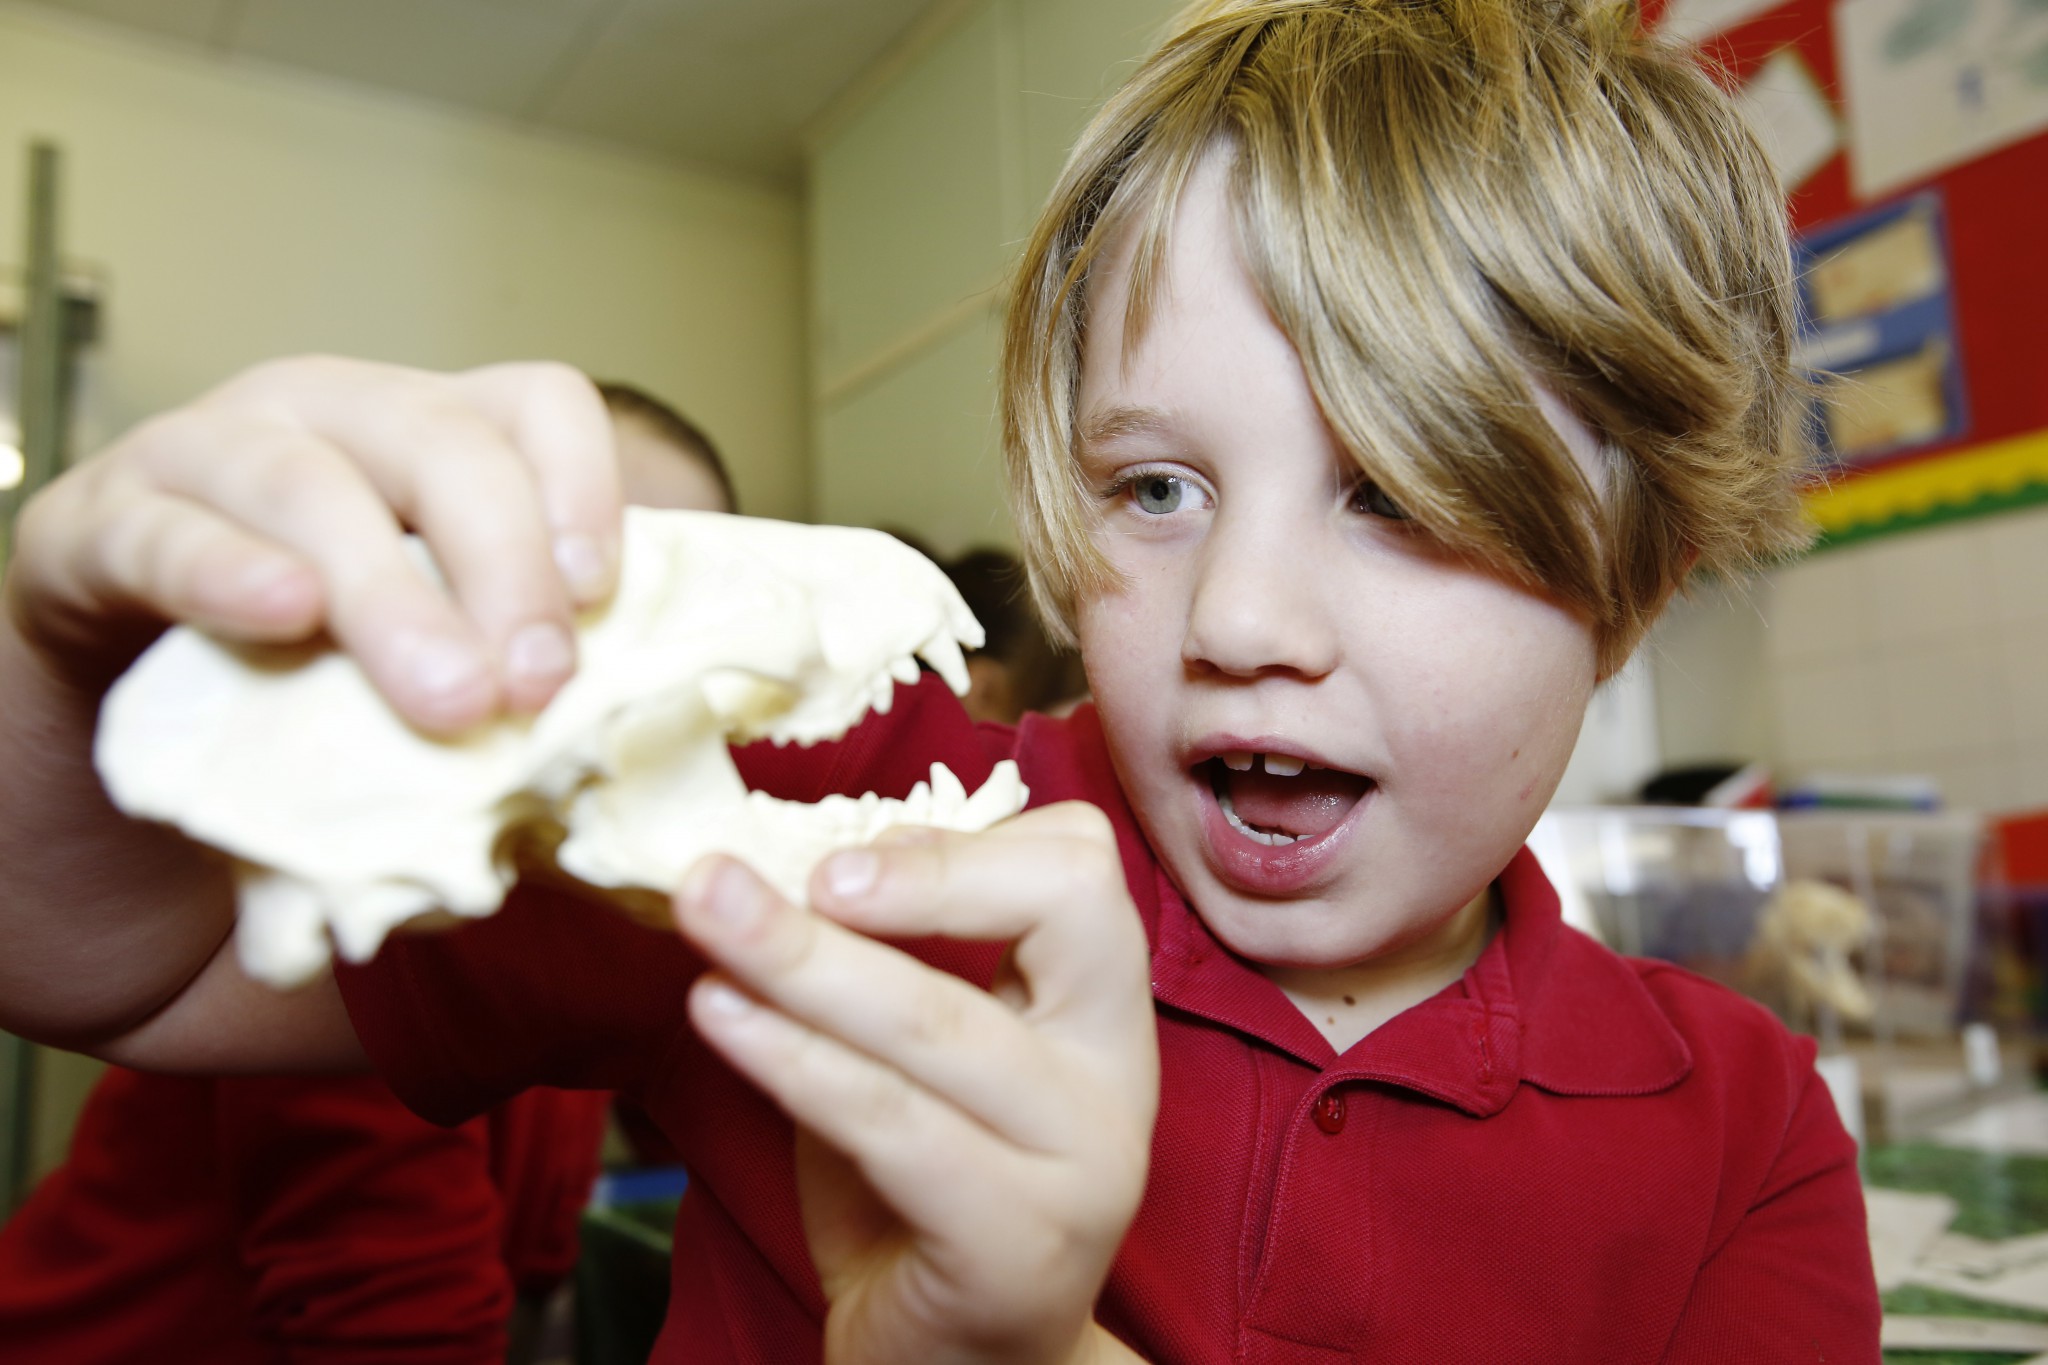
126, 416, 501, 733
364, 417, 577, 715
250, 363, 583, 714
687, 972, 1048, 1246
816, 803, 1156, 1046
675, 858, 1082, 1151
61, 487, 323, 642
449, 362, 624, 605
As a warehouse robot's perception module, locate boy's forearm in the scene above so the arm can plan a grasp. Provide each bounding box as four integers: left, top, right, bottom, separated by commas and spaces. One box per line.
0, 605, 234, 1048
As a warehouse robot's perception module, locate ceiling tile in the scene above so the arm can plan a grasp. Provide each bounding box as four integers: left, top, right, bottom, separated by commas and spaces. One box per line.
18, 0, 231, 45
229, 0, 594, 117
536, 0, 934, 180
17, 0, 946, 180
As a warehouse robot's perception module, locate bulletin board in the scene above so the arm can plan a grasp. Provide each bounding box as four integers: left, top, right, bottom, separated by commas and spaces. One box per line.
1644, 0, 2048, 549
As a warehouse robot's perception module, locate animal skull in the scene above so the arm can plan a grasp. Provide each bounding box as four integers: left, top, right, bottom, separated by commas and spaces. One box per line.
96, 509, 1028, 987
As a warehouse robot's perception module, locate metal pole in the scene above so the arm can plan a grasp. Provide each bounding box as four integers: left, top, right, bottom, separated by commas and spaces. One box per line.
2, 140, 63, 1215
20, 142, 61, 489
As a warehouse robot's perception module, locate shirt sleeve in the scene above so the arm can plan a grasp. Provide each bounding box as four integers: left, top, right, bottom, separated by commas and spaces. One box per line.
217, 1074, 512, 1365
334, 672, 1005, 1128
1659, 1038, 1882, 1364
487, 1087, 615, 1296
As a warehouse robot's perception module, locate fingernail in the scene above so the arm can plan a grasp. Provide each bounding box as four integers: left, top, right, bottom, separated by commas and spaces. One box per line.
825, 850, 878, 901
553, 533, 610, 601
705, 861, 767, 928
505, 621, 575, 686
697, 978, 753, 1018
679, 857, 722, 910
399, 633, 490, 704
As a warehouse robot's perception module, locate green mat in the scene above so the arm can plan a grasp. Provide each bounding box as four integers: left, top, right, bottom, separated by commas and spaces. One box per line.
1870, 1145, 2048, 1363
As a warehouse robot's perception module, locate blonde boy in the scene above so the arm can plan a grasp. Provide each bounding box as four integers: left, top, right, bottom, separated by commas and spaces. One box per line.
0, 1, 1878, 1362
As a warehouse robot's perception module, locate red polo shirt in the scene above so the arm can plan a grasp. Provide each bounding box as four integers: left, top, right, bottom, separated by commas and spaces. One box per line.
338, 674, 1879, 1363
0, 1069, 610, 1362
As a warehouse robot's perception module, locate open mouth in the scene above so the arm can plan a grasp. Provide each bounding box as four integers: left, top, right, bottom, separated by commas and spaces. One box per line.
1201, 751, 1376, 847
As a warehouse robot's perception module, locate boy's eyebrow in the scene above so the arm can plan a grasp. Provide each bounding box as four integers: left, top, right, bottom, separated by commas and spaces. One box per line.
1074, 404, 1178, 454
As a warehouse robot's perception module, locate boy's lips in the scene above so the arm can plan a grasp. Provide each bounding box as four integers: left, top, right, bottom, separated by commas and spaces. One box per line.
1184, 738, 1377, 896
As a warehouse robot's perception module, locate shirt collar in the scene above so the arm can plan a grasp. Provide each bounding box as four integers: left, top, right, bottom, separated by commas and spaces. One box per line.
1144, 849, 1692, 1114
1017, 707, 1691, 1117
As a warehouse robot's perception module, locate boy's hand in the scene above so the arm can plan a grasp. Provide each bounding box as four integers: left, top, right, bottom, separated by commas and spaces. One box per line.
675, 803, 1160, 1365
7, 355, 622, 729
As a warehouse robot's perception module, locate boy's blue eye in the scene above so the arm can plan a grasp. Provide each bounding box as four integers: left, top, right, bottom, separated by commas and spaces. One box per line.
1133, 473, 1187, 515
1350, 479, 1409, 521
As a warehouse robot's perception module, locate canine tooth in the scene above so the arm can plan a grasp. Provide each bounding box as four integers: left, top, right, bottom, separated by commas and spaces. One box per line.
919, 633, 971, 696
1263, 754, 1305, 777
1221, 751, 1255, 772
929, 762, 966, 811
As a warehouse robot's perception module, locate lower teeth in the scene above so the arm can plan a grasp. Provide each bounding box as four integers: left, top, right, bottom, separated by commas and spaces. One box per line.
1218, 787, 1299, 846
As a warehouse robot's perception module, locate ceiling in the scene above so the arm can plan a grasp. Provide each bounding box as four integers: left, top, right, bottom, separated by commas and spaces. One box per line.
16, 0, 942, 184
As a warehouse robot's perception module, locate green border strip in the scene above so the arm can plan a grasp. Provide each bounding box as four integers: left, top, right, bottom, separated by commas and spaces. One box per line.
1811, 477, 2048, 554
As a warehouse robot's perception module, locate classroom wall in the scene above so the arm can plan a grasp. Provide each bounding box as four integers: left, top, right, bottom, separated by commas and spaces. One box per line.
1651, 505, 2048, 814
0, 1, 810, 520
805, 0, 1183, 554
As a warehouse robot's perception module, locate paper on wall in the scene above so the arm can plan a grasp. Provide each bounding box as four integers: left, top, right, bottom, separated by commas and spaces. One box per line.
1734, 48, 1842, 190
1836, 0, 2048, 198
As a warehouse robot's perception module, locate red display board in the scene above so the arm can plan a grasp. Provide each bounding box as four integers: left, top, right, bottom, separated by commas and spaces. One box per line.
1642, 0, 2048, 542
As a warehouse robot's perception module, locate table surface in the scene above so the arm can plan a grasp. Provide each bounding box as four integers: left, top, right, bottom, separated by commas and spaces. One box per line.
1867, 1091, 2048, 1363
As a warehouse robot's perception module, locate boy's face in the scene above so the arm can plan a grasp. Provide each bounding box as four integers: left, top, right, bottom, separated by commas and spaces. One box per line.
1072, 147, 1600, 976
613, 414, 731, 514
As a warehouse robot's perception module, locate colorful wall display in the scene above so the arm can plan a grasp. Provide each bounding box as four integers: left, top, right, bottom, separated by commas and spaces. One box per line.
1645, 0, 2048, 548
1796, 193, 1968, 466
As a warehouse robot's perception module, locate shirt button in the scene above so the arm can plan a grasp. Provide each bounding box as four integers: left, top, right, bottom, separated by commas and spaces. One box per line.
1312, 1091, 1346, 1135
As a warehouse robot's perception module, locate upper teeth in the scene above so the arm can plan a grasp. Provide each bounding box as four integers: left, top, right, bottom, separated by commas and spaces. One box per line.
1220, 751, 1308, 776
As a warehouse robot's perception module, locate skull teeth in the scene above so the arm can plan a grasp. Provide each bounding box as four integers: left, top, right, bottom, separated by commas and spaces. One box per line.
917, 632, 971, 696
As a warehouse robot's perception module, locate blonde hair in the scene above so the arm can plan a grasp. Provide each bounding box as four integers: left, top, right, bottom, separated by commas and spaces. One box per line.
1002, 0, 1812, 676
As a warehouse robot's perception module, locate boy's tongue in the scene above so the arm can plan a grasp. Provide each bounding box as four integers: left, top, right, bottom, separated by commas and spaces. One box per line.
1222, 766, 1371, 839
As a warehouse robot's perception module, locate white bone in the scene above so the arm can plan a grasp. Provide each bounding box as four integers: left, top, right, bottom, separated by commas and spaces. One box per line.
96, 509, 1029, 988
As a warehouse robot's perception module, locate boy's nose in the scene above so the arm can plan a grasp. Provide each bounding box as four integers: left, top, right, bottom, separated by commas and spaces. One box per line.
1180, 521, 1341, 681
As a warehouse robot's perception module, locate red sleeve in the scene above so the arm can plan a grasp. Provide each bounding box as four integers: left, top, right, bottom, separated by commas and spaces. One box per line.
1660, 1039, 1882, 1364
487, 1088, 613, 1296
217, 1074, 512, 1365
0, 1070, 262, 1365
334, 672, 1004, 1128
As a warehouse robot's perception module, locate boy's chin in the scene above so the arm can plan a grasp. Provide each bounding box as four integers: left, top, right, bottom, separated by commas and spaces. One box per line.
1189, 890, 1392, 973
